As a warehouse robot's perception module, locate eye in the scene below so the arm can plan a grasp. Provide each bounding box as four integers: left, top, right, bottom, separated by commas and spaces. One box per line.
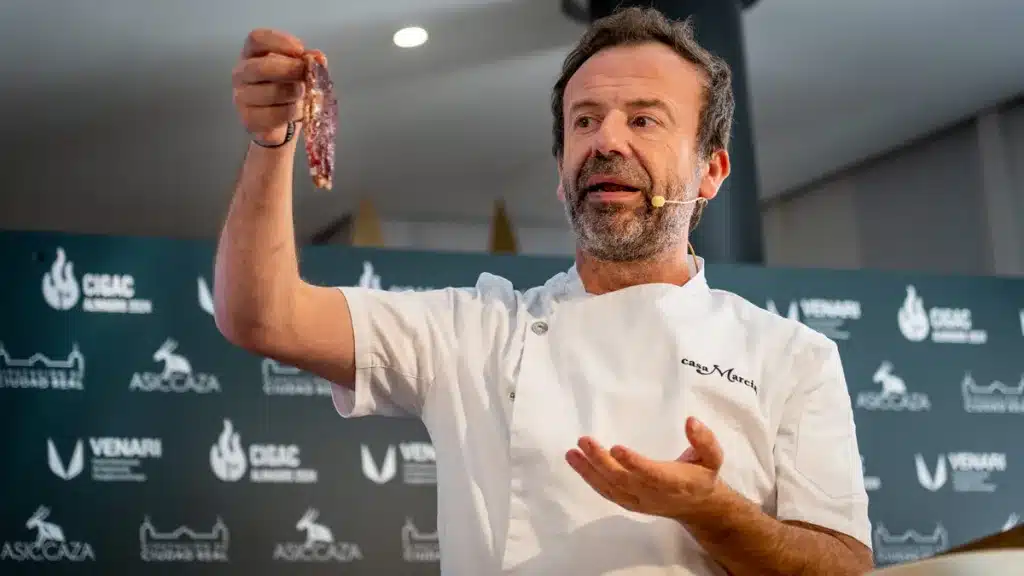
632, 115, 657, 128
574, 116, 593, 129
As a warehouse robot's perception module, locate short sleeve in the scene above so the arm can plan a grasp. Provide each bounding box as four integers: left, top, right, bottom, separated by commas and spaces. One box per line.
330, 286, 469, 419
774, 339, 872, 549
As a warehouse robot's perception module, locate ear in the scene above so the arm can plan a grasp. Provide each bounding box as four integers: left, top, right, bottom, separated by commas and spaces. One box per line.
698, 148, 730, 201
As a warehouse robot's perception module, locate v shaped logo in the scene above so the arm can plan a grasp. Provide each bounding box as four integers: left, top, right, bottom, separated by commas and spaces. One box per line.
361, 445, 397, 484
915, 454, 947, 491
47, 439, 85, 481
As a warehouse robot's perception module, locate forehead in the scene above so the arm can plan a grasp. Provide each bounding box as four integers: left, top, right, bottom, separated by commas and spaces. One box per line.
564, 42, 704, 110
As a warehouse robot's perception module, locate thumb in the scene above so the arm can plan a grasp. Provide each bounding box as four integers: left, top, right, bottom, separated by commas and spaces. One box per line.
684, 417, 724, 471
678, 446, 700, 463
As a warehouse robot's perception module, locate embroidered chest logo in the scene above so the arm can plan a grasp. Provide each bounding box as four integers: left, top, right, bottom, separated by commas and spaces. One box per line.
681, 358, 757, 394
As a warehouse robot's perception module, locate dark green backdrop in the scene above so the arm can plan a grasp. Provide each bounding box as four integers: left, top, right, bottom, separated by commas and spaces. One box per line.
1, 230, 1022, 573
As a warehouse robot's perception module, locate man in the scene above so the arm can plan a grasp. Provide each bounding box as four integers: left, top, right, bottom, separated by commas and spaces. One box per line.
219, 7, 873, 575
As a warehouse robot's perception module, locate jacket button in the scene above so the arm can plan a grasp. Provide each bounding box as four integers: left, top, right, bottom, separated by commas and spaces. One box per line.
531, 321, 548, 335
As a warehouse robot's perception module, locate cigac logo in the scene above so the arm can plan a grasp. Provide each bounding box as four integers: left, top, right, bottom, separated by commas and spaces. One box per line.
681, 358, 757, 393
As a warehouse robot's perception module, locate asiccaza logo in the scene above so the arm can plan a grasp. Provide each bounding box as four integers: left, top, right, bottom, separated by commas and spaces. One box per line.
855, 361, 930, 412
0, 506, 96, 563
361, 442, 436, 485
915, 452, 1007, 493
401, 518, 440, 563
897, 285, 986, 345
0, 343, 85, 391
48, 436, 161, 482
873, 523, 948, 565
262, 359, 331, 397
962, 373, 1024, 414
766, 297, 861, 341
272, 508, 363, 563
357, 261, 433, 292
41, 247, 152, 314
210, 419, 317, 484
140, 517, 228, 562
130, 339, 220, 394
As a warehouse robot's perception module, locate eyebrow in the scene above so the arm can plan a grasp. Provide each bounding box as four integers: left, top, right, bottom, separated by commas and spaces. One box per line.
568, 98, 675, 121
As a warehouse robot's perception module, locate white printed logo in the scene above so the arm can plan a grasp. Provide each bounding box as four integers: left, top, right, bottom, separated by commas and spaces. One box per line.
130, 339, 220, 394
0, 343, 85, 392
272, 508, 363, 563
861, 455, 881, 492
262, 359, 332, 397
209, 419, 317, 484
873, 524, 948, 565
897, 285, 986, 345
41, 248, 79, 310
856, 362, 930, 412
1004, 514, 1020, 532
766, 298, 861, 341
210, 419, 247, 481
48, 437, 161, 483
358, 262, 382, 289
915, 452, 1006, 493
361, 443, 435, 485
0, 506, 96, 563
41, 247, 152, 314
358, 262, 433, 292
197, 277, 215, 316
140, 517, 229, 562
47, 439, 84, 480
962, 373, 1024, 414
401, 518, 440, 563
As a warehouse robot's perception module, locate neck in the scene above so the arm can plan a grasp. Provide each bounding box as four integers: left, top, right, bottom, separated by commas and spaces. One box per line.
575, 244, 693, 295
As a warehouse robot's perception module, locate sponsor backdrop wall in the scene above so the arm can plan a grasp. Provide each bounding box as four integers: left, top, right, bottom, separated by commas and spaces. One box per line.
1, 229, 1022, 573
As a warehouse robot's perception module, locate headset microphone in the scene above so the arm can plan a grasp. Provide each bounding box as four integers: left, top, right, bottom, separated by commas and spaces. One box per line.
651, 195, 703, 208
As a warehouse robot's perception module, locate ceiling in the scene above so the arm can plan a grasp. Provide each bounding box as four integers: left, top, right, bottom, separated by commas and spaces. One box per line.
1, 0, 1022, 241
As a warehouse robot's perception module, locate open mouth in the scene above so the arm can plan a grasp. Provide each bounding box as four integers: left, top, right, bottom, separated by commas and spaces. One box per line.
581, 179, 643, 196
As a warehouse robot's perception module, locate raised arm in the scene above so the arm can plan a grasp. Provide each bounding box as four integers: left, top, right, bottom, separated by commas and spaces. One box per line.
214, 28, 355, 387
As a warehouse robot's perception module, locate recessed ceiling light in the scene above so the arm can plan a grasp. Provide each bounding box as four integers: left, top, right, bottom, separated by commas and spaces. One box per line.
393, 26, 428, 48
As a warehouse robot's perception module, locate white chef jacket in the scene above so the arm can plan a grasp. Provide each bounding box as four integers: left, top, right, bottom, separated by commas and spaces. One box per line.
331, 256, 871, 575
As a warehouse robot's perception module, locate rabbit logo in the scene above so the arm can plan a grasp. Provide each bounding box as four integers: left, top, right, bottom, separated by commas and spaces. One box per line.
154, 339, 192, 380
855, 361, 930, 412
271, 508, 363, 562
296, 509, 333, 547
0, 506, 96, 562
873, 362, 906, 397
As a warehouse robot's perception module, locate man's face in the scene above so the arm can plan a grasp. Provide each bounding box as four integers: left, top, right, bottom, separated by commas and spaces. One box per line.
560, 42, 707, 262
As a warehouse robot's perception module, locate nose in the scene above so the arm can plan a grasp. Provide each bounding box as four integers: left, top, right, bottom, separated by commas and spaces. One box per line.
592, 111, 631, 158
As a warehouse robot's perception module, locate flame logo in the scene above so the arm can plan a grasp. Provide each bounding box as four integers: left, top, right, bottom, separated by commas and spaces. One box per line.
358, 262, 382, 290
41, 248, 80, 310
897, 285, 929, 342
209, 419, 246, 482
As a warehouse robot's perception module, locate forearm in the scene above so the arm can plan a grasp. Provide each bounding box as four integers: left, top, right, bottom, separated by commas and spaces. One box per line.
678, 482, 870, 576
214, 136, 303, 344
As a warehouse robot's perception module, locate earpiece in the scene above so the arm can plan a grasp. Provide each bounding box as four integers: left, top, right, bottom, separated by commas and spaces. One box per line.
651, 196, 702, 208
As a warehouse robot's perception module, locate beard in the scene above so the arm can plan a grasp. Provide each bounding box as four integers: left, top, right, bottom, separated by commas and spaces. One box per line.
563, 154, 696, 262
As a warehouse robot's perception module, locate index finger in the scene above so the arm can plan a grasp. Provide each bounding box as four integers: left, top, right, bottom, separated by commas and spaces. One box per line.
243, 28, 305, 58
